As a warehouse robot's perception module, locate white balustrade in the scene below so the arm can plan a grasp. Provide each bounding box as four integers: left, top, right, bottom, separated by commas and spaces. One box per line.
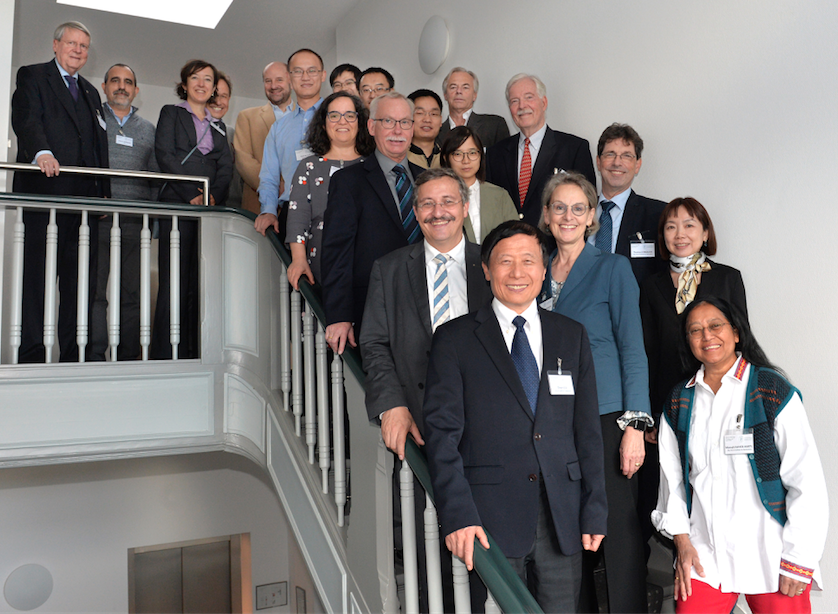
316, 321, 331, 494
400, 461, 419, 614
485, 592, 501, 614
303, 307, 317, 464
291, 290, 303, 435
169, 215, 180, 360
331, 354, 347, 526
452, 555, 471, 614
279, 268, 292, 412
43, 208, 58, 363
76, 210, 90, 361
9, 207, 24, 364
424, 493, 444, 614
107, 213, 122, 360
140, 214, 151, 361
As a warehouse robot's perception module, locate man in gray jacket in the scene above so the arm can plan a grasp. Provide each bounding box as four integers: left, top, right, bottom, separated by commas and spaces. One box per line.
90, 63, 158, 360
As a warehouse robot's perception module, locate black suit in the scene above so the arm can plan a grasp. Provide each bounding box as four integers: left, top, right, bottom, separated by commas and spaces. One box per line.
11, 59, 109, 362
321, 155, 424, 331
437, 112, 510, 149
612, 190, 668, 287
486, 126, 596, 226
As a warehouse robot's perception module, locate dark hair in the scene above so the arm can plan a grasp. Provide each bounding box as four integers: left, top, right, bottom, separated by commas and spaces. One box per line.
287, 48, 324, 69
679, 296, 784, 377
104, 63, 137, 84
440, 126, 486, 182
411, 167, 469, 212
360, 67, 395, 89
407, 88, 443, 110
658, 197, 718, 259
305, 92, 374, 157
481, 221, 550, 270
597, 123, 644, 158
176, 59, 217, 100
330, 63, 361, 86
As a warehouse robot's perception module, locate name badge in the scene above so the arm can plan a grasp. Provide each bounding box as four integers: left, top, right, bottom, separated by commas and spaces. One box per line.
724, 429, 754, 454
630, 240, 655, 258
295, 147, 314, 161
115, 134, 133, 147
329, 165, 341, 177
97, 112, 107, 131
547, 371, 574, 395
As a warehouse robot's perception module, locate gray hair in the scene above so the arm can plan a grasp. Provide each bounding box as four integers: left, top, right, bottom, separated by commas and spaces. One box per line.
54, 21, 91, 42
538, 171, 600, 239
442, 66, 479, 94
505, 73, 547, 104
369, 90, 414, 119
412, 167, 470, 211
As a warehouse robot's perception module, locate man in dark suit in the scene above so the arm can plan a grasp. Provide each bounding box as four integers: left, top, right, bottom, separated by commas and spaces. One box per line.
486, 74, 595, 227
423, 221, 607, 612
321, 91, 425, 354
590, 123, 667, 287
437, 67, 509, 148
11, 21, 109, 362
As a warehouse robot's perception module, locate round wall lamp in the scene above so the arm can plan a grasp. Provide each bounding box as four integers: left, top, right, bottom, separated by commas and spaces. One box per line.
418, 16, 450, 75
4, 564, 53, 611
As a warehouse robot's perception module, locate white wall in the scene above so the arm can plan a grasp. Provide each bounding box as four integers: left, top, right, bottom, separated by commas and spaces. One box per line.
0, 452, 322, 613
338, 0, 837, 608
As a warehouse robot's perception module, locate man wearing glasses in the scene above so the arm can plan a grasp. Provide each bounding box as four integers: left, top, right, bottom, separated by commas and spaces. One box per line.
254, 48, 325, 236
358, 66, 394, 109
320, 92, 424, 355
330, 63, 361, 97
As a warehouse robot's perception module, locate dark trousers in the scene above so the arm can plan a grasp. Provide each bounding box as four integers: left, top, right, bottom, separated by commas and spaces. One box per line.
20, 210, 98, 363
506, 483, 583, 614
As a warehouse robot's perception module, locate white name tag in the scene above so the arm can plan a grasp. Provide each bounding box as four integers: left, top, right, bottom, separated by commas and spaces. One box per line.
724, 430, 754, 454
115, 134, 133, 147
630, 241, 655, 258
329, 165, 340, 177
295, 147, 314, 161
548, 372, 575, 395
97, 113, 107, 131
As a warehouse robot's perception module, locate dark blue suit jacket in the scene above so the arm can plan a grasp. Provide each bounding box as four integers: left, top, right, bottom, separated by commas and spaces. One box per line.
423, 303, 607, 558
613, 190, 668, 287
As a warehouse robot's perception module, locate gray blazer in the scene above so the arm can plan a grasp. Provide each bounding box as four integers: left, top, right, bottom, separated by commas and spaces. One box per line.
463, 181, 519, 244
360, 239, 493, 433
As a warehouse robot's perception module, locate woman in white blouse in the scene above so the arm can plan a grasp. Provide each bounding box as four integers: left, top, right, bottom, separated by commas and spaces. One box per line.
653, 296, 827, 614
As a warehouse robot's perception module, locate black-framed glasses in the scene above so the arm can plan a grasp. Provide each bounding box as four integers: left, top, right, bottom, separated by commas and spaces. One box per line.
290, 68, 322, 78
327, 110, 359, 123
687, 321, 731, 339
600, 152, 637, 162
450, 149, 480, 161
415, 199, 462, 212
548, 203, 589, 216
361, 86, 390, 95
373, 117, 414, 129
332, 79, 356, 91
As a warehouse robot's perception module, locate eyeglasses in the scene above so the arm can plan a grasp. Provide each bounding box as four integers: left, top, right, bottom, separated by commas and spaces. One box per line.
327, 110, 359, 123
361, 86, 390, 95
687, 321, 731, 339
415, 199, 462, 212
60, 40, 89, 52
548, 203, 589, 216
373, 117, 414, 129
600, 152, 637, 162
414, 109, 441, 119
449, 149, 480, 162
290, 68, 322, 78
332, 79, 356, 91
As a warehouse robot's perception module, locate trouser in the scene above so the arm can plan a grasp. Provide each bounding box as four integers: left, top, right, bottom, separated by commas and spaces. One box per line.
675, 579, 812, 614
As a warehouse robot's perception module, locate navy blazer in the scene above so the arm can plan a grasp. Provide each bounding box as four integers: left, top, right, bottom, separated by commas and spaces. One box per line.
423, 303, 607, 558
613, 190, 668, 286
321, 155, 425, 329
437, 112, 510, 149
485, 126, 596, 227
542, 243, 651, 418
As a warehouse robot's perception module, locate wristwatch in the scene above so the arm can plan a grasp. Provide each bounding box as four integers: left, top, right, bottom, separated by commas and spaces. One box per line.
626, 419, 648, 432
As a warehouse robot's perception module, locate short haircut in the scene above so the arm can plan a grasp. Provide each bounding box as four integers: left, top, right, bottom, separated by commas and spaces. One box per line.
442, 67, 479, 94
411, 167, 469, 212
287, 48, 324, 69
262, 61, 288, 77
360, 67, 395, 89
104, 63, 137, 84
597, 123, 644, 159
369, 91, 413, 119
439, 126, 486, 183
176, 59, 218, 100
407, 88, 442, 110
54, 21, 90, 42
658, 197, 718, 259
306, 91, 374, 157
330, 63, 361, 86
216, 70, 232, 94
538, 171, 599, 239
481, 220, 550, 270
505, 73, 547, 103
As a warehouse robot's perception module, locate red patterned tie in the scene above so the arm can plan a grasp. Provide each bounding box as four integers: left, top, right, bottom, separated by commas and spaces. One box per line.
518, 137, 532, 208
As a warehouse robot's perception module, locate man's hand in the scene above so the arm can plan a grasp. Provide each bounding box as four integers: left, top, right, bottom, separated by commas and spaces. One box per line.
325, 322, 356, 354
673, 533, 705, 601
381, 406, 424, 460
445, 526, 489, 571
254, 212, 279, 236
36, 153, 60, 177
582, 534, 605, 552
645, 426, 658, 445
779, 574, 808, 598
620, 425, 646, 478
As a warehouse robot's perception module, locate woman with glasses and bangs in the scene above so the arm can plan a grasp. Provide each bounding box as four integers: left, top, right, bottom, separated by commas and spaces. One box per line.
439, 126, 517, 244
286, 91, 374, 288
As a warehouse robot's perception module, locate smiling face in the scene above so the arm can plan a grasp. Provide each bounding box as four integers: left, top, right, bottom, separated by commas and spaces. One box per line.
483, 233, 546, 314
412, 96, 442, 142
448, 136, 481, 185
444, 71, 478, 115
208, 78, 230, 119
686, 303, 739, 372
359, 72, 390, 108
664, 206, 709, 258
507, 77, 547, 137
53, 27, 90, 76
288, 51, 325, 103
185, 66, 215, 106
368, 97, 413, 162
331, 70, 359, 97
414, 176, 468, 252
102, 65, 138, 111
324, 96, 359, 149
544, 183, 594, 247
263, 62, 290, 106
597, 138, 642, 199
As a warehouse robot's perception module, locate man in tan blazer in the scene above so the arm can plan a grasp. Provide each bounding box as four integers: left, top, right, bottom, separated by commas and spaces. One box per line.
234, 61, 292, 214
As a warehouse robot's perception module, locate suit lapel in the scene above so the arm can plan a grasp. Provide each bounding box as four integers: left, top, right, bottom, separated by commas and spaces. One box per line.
474, 305, 534, 420
615, 190, 639, 255
502, 137, 522, 209
558, 243, 598, 305
47, 64, 80, 129
259, 103, 274, 135
465, 241, 487, 311
365, 156, 404, 233
536, 309, 561, 413
407, 243, 433, 338
178, 107, 199, 149
525, 127, 557, 210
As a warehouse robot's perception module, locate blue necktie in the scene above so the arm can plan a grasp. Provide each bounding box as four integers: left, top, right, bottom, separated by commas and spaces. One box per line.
64, 75, 79, 101
595, 200, 615, 253
432, 254, 450, 330
511, 316, 539, 414
393, 164, 420, 244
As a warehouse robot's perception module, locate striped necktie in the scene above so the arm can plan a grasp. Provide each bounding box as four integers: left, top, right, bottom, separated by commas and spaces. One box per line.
432, 254, 450, 331
511, 316, 539, 414
518, 137, 532, 207
595, 200, 615, 253
393, 164, 420, 243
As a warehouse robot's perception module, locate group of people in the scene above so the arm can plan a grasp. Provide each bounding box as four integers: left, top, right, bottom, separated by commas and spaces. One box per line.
11, 20, 828, 614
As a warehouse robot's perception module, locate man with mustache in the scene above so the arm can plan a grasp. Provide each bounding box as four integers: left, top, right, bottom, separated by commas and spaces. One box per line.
89, 63, 159, 361
486, 73, 596, 226
437, 67, 509, 149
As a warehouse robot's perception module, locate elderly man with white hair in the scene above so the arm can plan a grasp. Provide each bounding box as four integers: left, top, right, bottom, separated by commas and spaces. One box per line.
437, 66, 510, 148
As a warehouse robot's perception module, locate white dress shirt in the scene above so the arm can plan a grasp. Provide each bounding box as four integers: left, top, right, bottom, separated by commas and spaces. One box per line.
653, 356, 828, 593
516, 123, 547, 179
448, 108, 473, 130
491, 298, 543, 373
425, 235, 468, 331
467, 181, 482, 243
588, 187, 631, 252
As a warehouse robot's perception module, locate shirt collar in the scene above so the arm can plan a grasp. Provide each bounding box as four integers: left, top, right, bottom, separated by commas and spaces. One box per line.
105, 103, 136, 126
375, 149, 409, 175
176, 100, 219, 123
424, 234, 466, 265
492, 296, 540, 332
55, 58, 73, 79
689, 354, 747, 389
448, 108, 473, 129
519, 123, 547, 149
599, 187, 631, 211
272, 100, 295, 113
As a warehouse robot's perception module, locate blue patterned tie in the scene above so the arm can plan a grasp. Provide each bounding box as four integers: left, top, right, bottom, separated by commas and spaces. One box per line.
432, 254, 450, 330
393, 164, 419, 243
511, 316, 539, 414
595, 200, 615, 253
64, 75, 79, 101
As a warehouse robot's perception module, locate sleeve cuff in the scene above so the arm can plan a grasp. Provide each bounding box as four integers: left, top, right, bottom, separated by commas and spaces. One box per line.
780, 559, 814, 584
617, 410, 654, 431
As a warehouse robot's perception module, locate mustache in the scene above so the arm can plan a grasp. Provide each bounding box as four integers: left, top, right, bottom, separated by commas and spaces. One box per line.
422, 214, 456, 224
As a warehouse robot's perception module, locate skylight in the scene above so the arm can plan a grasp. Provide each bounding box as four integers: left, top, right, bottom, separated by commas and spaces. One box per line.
56, 0, 234, 29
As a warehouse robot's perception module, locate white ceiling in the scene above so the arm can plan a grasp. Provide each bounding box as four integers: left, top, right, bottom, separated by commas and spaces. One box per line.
13, 0, 359, 98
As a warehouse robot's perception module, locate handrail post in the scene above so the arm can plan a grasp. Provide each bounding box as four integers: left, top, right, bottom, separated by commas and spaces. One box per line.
316, 320, 331, 493
291, 290, 303, 435
400, 461, 419, 614
76, 210, 91, 362
43, 208, 58, 363
279, 270, 292, 412
452, 556, 470, 614
170, 215, 180, 360
10, 207, 25, 364
331, 354, 346, 526
424, 493, 443, 614
107, 213, 122, 360
139, 214, 151, 361
303, 307, 317, 464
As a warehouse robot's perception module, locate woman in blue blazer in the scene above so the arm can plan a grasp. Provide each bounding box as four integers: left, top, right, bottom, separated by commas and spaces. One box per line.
538, 172, 651, 614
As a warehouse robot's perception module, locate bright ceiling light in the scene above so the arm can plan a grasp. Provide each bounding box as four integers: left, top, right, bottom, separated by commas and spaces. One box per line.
56, 0, 234, 29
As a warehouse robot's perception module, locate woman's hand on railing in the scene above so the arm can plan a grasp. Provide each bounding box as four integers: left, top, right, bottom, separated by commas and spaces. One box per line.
36, 153, 60, 177
445, 526, 490, 571
381, 406, 425, 460
287, 245, 315, 290
325, 322, 356, 354
254, 212, 279, 236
